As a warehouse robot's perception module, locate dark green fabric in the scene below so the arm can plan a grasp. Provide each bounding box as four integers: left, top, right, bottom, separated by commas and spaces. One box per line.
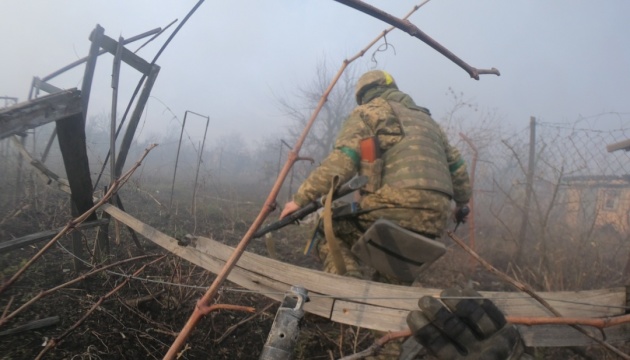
337, 146, 360, 167
449, 158, 465, 173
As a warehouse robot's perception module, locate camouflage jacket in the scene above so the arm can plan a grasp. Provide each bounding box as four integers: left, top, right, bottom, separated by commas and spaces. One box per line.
293, 89, 471, 214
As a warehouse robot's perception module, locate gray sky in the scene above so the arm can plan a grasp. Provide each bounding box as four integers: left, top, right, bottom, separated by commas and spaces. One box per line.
1, 0, 629, 147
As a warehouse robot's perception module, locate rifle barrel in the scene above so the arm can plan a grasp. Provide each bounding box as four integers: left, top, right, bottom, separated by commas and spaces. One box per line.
253, 176, 367, 238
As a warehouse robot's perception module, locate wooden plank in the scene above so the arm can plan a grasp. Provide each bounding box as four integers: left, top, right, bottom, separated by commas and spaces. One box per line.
114, 65, 160, 176
607, 138, 630, 153
56, 112, 96, 219
0, 316, 59, 338
81, 25, 104, 119
519, 323, 630, 347
0, 219, 109, 253
331, 299, 409, 332
192, 236, 624, 318
0, 89, 82, 140
332, 301, 630, 347
100, 204, 630, 347
33, 77, 62, 95
9, 136, 70, 193
93, 33, 152, 75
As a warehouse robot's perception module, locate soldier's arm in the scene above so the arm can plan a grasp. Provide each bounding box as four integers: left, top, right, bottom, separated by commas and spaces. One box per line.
441, 128, 472, 205
292, 111, 368, 207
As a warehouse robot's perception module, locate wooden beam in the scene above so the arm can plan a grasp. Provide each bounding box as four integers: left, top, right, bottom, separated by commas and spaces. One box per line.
100, 204, 630, 347
114, 65, 160, 176
607, 138, 630, 153
32, 77, 62, 95
92, 33, 152, 76
55, 112, 96, 219
81, 25, 104, 120
0, 89, 81, 140
0, 219, 109, 253
0, 317, 59, 338
9, 136, 70, 193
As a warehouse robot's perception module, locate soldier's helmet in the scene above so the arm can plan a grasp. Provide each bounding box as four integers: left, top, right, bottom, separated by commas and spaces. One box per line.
355, 70, 398, 105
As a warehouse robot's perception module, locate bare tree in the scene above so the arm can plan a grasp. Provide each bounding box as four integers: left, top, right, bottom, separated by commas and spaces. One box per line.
277, 59, 357, 162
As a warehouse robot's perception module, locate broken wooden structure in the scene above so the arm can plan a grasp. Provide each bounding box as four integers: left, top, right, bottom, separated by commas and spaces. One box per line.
0, 24, 162, 268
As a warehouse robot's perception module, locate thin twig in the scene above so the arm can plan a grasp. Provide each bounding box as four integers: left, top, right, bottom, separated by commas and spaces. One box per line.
0, 144, 157, 296
0, 254, 157, 327
214, 302, 274, 344
338, 330, 411, 360
447, 231, 630, 360
34, 255, 166, 359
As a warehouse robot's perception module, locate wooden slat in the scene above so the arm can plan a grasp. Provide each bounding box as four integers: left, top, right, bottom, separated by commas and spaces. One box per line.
607, 138, 630, 153
9, 136, 70, 193
101, 204, 630, 347
332, 301, 630, 347
33, 77, 62, 95
520, 323, 630, 347
0, 89, 81, 140
56, 112, 96, 219
0, 219, 109, 253
93, 33, 152, 75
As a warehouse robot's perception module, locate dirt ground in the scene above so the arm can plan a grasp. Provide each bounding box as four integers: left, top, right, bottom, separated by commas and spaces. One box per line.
0, 187, 628, 359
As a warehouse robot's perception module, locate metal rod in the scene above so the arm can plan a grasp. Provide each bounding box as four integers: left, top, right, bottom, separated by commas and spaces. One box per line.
169, 111, 188, 210
191, 112, 210, 218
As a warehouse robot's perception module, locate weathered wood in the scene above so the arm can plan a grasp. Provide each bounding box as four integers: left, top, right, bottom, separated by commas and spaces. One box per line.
0, 89, 82, 140
607, 138, 630, 153
9, 136, 70, 193
334, 301, 630, 347
92, 33, 152, 76
40, 27, 161, 83
0, 219, 109, 253
56, 110, 97, 270
81, 25, 104, 120
0, 316, 59, 338
56, 112, 96, 219
114, 65, 160, 177
32, 77, 62, 95
101, 204, 630, 347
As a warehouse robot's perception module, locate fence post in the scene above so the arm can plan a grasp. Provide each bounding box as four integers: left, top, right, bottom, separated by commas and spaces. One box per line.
517, 116, 537, 260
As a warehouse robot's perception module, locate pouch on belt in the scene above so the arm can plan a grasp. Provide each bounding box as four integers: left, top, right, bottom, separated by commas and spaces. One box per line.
350, 219, 446, 283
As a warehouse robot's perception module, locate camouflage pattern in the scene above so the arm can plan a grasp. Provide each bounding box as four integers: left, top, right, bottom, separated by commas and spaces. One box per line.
382, 101, 454, 197
295, 72, 472, 359
293, 87, 471, 238
355, 70, 398, 105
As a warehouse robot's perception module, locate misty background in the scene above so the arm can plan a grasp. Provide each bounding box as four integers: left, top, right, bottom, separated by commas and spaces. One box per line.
1, 1, 628, 144
1, 1, 630, 231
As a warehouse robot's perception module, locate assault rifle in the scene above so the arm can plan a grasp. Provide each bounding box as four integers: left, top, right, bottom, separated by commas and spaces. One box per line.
253, 176, 368, 239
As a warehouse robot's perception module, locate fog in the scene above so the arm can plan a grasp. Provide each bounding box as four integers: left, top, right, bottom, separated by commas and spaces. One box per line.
1, 0, 628, 149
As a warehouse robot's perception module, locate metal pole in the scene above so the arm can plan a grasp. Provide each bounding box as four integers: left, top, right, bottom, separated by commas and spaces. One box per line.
169, 111, 188, 210
517, 116, 537, 259
191, 113, 210, 215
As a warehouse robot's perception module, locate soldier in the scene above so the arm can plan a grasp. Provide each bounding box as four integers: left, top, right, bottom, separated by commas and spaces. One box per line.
280, 70, 472, 358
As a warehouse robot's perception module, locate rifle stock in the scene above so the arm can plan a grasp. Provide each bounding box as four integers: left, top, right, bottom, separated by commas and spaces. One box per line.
253, 176, 367, 238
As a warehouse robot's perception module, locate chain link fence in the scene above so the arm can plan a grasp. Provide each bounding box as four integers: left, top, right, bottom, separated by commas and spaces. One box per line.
451, 112, 630, 289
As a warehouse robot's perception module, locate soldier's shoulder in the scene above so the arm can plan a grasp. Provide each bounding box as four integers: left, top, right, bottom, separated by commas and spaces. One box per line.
354, 98, 394, 120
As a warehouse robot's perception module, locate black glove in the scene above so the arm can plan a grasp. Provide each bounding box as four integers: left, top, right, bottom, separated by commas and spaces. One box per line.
406, 288, 529, 360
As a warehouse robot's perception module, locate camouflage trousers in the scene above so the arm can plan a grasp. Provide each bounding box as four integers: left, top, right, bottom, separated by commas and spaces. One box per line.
315, 217, 406, 359
313, 192, 451, 359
